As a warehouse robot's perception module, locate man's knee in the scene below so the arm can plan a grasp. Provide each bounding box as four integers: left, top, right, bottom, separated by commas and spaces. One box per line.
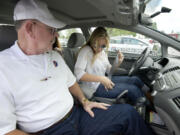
109, 104, 140, 127
116, 104, 141, 123
111, 104, 137, 115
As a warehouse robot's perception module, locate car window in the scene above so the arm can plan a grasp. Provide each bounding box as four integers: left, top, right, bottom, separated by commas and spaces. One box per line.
110, 39, 122, 44
58, 28, 82, 47
122, 38, 132, 44
123, 38, 146, 45
108, 28, 161, 59
129, 38, 137, 45
168, 47, 180, 57
110, 39, 116, 44
145, 0, 180, 42
137, 40, 148, 46
90, 27, 162, 60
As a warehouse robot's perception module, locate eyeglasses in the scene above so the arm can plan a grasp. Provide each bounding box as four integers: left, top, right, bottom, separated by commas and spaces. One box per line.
93, 44, 106, 49
33, 21, 57, 35
97, 44, 106, 49
50, 28, 58, 35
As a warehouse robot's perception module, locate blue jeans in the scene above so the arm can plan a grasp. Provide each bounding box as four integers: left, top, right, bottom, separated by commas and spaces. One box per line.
39, 104, 154, 135
94, 76, 144, 104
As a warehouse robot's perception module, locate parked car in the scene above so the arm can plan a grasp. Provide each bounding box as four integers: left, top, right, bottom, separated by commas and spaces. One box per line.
109, 36, 153, 54
0, 0, 180, 135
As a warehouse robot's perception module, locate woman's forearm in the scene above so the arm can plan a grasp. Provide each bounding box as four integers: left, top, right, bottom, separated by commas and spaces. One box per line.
80, 73, 103, 83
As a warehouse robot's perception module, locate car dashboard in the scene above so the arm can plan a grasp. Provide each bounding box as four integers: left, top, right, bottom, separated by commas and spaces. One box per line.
151, 57, 180, 134
153, 57, 180, 92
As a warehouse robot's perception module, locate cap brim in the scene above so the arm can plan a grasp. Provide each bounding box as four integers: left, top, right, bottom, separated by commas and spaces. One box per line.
42, 18, 66, 29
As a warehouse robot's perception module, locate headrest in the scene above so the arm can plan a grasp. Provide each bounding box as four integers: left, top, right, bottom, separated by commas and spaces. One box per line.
67, 33, 85, 48
0, 25, 17, 51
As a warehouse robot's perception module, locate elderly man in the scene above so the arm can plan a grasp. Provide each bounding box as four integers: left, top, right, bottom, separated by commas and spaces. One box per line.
0, 0, 155, 135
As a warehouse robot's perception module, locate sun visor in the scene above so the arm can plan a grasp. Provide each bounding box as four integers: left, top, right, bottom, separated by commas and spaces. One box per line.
112, 0, 140, 25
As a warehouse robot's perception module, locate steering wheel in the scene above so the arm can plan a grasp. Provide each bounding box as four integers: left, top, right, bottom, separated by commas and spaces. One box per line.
128, 47, 150, 76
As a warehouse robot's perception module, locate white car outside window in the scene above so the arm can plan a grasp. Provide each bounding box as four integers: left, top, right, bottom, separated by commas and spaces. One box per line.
109, 36, 153, 54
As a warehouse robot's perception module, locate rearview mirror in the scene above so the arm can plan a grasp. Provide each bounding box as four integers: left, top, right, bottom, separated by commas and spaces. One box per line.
139, 13, 153, 26
150, 7, 171, 18
139, 7, 171, 26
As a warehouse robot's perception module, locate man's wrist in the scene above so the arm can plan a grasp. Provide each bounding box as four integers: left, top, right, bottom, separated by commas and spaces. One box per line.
81, 97, 89, 105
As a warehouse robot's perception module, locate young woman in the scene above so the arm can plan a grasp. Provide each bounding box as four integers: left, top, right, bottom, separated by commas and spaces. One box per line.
74, 27, 146, 104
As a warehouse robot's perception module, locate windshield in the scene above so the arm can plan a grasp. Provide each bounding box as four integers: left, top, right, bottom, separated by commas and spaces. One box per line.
145, 0, 180, 41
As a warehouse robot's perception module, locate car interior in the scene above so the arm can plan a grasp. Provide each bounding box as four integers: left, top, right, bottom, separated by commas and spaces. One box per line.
0, 0, 180, 135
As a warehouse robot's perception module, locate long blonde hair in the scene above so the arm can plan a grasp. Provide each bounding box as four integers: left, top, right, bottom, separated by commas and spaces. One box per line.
53, 37, 63, 55
81, 27, 109, 64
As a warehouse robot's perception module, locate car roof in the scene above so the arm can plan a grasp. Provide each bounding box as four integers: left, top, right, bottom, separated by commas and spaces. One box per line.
0, 0, 143, 28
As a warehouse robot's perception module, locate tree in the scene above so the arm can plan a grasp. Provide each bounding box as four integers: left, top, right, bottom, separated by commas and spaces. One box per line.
152, 22, 157, 30
106, 28, 136, 37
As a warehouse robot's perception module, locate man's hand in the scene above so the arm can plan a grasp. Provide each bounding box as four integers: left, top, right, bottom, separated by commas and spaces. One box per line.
6, 129, 29, 135
82, 99, 110, 117
69, 82, 110, 117
100, 76, 115, 90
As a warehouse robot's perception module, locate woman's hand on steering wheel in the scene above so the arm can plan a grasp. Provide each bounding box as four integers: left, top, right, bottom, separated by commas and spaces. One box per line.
117, 51, 124, 65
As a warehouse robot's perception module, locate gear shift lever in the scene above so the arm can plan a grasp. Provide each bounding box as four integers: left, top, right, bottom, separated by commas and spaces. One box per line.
135, 97, 146, 118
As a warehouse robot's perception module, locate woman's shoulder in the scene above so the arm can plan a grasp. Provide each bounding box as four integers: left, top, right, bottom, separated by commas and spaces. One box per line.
80, 45, 93, 53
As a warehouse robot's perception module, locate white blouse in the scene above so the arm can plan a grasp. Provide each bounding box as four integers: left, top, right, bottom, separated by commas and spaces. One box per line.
74, 46, 111, 98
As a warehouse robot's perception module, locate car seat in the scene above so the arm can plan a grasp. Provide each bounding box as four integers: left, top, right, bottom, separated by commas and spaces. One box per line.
62, 32, 85, 72
0, 25, 17, 51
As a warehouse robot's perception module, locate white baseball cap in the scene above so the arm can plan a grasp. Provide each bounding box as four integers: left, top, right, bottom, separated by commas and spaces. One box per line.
13, 0, 65, 28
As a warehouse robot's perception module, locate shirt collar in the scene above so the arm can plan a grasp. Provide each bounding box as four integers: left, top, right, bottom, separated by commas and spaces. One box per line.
10, 40, 29, 60
11, 41, 52, 61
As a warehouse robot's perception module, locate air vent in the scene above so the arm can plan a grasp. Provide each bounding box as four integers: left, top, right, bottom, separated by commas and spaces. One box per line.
163, 66, 180, 74
173, 97, 180, 109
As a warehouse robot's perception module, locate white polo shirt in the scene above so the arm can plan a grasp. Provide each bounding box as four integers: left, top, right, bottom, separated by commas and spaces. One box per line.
74, 46, 111, 98
0, 41, 76, 134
